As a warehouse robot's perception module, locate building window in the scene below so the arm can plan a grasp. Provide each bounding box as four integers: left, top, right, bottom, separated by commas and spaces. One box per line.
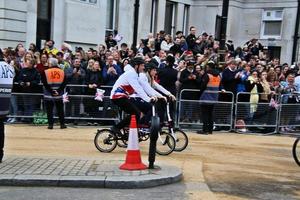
164, 1, 177, 36
150, 0, 158, 34
261, 10, 283, 39
183, 4, 190, 35
106, 0, 119, 35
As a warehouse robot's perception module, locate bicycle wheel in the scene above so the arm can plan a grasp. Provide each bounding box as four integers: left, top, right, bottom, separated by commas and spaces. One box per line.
94, 129, 117, 153
156, 131, 175, 156
172, 129, 189, 152
292, 138, 300, 167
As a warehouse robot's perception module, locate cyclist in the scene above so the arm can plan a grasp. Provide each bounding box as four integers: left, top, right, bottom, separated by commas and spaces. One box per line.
144, 62, 176, 124
110, 57, 156, 134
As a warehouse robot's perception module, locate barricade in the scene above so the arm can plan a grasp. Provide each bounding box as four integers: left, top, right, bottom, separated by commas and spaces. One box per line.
235, 92, 280, 134
177, 89, 234, 130
7, 84, 119, 124
278, 93, 300, 136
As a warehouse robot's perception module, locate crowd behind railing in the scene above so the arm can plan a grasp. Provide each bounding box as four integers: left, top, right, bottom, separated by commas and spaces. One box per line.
2, 26, 300, 133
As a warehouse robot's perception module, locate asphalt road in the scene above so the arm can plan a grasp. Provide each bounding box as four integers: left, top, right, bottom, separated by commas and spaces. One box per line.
2, 124, 300, 200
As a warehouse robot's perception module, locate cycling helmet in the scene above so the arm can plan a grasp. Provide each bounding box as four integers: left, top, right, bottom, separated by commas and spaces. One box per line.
145, 62, 158, 71
130, 56, 145, 66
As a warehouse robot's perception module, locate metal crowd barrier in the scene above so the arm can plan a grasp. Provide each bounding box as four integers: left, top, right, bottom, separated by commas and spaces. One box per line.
235, 92, 280, 134
7, 85, 119, 123
278, 93, 300, 136
6, 83, 300, 135
177, 89, 234, 130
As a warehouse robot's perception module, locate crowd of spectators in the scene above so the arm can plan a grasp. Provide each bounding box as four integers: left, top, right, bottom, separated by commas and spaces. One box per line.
2, 26, 300, 131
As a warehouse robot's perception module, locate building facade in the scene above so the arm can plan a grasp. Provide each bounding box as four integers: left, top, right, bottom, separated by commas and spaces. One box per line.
0, 0, 299, 63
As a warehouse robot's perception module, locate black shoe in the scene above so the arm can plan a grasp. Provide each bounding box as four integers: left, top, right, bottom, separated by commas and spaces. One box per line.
196, 130, 209, 135
60, 124, 67, 129
48, 125, 53, 129
209, 132, 213, 134
110, 126, 122, 136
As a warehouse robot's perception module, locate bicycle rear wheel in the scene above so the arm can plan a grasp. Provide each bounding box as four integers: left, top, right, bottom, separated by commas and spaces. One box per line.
94, 129, 117, 153
292, 138, 300, 167
156, 131, 175, 156
172, 129, 189, 152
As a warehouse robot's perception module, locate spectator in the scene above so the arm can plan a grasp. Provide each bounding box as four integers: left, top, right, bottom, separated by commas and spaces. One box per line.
44, 40, 59, 56
85, 61, 103, 123
65, 58, 86, 124
160, 34, 174, 51
18, 56, 40, 122
186, 26, 197, 50
155, 30, 165, 51
102, 55, 122, 86
41, 58, 67, 129
158, 55, 177, 95
119, 43, 129, 59
245, 70, 263, 120
179, 60, 199, 122
35, 53, 49, 75
105, 34, 117, 49
75, 50, 88, 70
198, 61, 221, 134
170, 37, 183, 55
29, 43, 38, 53
220, 59, 239, 102
277, 71, 299, 132
56, 51, 70, 70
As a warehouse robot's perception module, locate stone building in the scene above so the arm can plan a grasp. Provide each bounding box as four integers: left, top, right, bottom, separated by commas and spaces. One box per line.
0, 0, 299, 63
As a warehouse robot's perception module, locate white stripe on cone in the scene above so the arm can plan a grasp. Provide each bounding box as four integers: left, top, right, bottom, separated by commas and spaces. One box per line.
127, 127, 139, 151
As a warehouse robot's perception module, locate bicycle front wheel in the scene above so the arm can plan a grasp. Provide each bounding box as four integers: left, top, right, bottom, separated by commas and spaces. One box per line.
292, 138, 300, 167
172, 129, 189, 152
156, 131, 175, 156
94, 129, 117, 153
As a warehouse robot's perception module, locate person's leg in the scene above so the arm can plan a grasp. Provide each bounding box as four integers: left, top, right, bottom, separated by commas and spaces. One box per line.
130, 98, 152, 125
112, 98, 141, 130
0, 118, 5, 162
45, 100, 54, 128
55, 100, 66, 128
155, 98, 166, 125
201, 104, 209, 133
208, 105, 214, 134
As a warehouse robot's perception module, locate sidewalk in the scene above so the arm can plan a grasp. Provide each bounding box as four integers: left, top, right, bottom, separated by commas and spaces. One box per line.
0, 156, 182, 188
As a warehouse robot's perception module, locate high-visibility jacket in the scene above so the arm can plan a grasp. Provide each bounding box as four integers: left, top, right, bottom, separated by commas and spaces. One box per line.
0, 61, 14, 118
200, 74, 221, 102
43, 67, 65, 100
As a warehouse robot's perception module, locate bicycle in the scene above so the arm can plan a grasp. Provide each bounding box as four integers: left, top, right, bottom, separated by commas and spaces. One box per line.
94, 103, 176, 155
161, 100, 188, 152
292, 137, 300, 167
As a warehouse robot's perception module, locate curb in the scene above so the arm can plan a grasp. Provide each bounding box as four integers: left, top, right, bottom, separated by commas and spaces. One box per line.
0, 165, 182, 189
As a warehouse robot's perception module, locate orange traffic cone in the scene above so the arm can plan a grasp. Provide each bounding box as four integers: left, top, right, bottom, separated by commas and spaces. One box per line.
120, 115, 147, 170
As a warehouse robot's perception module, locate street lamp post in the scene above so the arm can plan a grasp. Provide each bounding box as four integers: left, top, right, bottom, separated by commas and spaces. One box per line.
219, 0, 229, 64
132, 0, 140, 48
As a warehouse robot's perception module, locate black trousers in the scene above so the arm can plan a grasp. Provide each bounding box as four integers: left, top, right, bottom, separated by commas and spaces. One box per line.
201, 104, 214, 133
0, 118, 4, 161
45, 100, 65, 126
112, 98, 153, 129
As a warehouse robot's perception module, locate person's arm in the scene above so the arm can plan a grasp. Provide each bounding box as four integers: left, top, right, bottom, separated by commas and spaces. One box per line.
138, 74, 162, 97
200, 73, 209, 92
41, 71, 53, 93
152, 81, 171, 96
127, 73, 151, 102
57, 74, 68, 94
